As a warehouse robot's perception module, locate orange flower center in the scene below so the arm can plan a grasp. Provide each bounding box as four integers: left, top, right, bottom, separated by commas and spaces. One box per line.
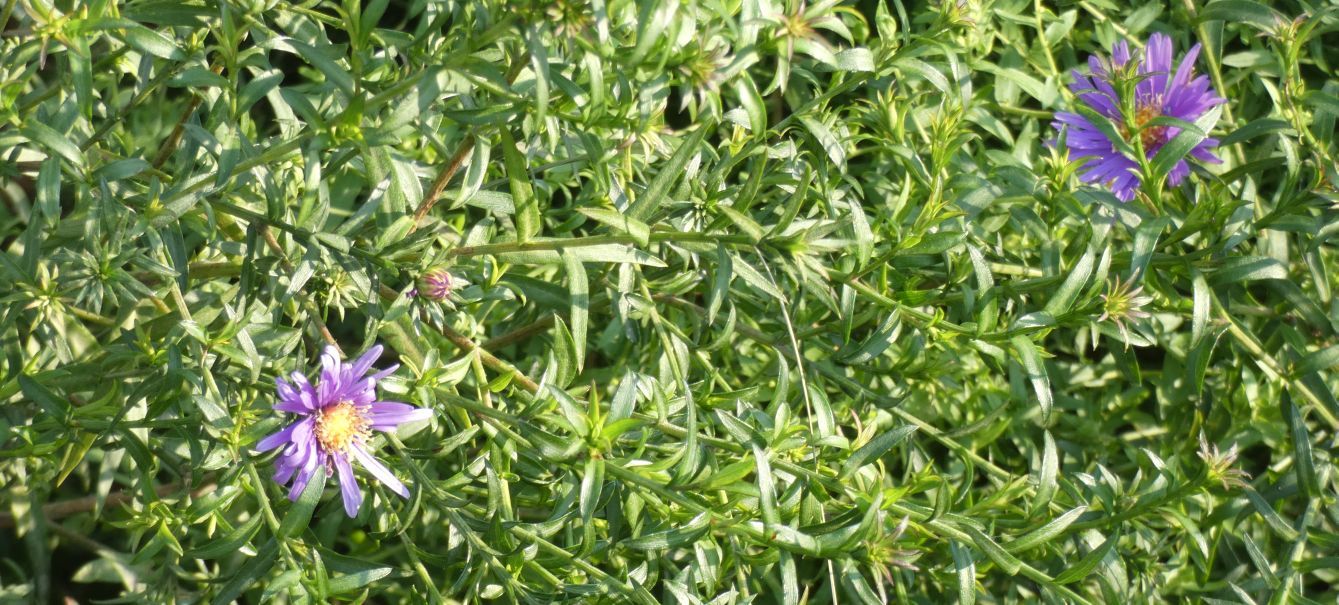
315, 402, 370, 454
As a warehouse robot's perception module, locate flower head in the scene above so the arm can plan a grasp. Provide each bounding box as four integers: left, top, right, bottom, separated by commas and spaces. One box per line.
1198, 434, 1250, 491
1097, 274, 1153, 345
1053, 33, 1226, 201
256, 345, 432, 517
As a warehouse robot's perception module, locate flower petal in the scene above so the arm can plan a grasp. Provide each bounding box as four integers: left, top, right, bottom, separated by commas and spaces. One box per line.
368, 402, 433, 429
274, 438, 315, 485
335, 455, 363, 517
1139, 33, 1173, 98
369, 363, 399, 383
1111, 41, 1131, 68
1167, 159, 1191, 186
290, 371, 319, 409
350, 345, 384, 380
275, 376, 306, 408
1170, 43, 1201, 92
321, 345, 343, 377
256, 422, 298, 452
350, 443, 410, 498
287, 451, 323, 501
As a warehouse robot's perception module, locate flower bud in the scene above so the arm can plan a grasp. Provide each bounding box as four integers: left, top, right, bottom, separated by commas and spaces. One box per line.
415, 268, 454, 301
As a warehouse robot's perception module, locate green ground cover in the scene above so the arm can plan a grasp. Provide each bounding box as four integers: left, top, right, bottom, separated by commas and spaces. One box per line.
2, 0, 1338, 603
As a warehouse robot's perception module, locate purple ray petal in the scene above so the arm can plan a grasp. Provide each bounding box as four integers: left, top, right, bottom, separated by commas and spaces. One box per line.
1167, 160, 1191, 186
350, 444, 410, 498
335, 455, 363, 517
1170, 43, 1201, 92
368, 402, 433, 430
257, 422, 298, 452
368, 364, 399, 383
350, 345, 384, 380
1111, 41, 1130, 68
287, 452, 322, 501
1139, 33, 1173, 98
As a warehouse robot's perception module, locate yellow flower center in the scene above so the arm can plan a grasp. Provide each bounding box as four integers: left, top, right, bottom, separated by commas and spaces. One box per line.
315, 402, 370, 454
1133, 103, 1166, 149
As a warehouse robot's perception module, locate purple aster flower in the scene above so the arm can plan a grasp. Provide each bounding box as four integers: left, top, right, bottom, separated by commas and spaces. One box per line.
255, 345, 432, 517
1052, 33, 1225, 201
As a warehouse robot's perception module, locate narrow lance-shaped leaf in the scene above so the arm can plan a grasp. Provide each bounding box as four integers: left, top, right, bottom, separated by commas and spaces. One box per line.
500, 127, 540, 241
626, 125, 710, 221
1011, 336, 1053, 423
563, 251, 589, 371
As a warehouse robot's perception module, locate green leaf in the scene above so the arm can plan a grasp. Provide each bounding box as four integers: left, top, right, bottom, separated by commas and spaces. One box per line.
623, 514, 711, 551
1199, 1, 1282, 31
22, 122, 84, 169
1305, 91, 1339, 118
279, 466, 326, 537
707, 243, 732, 324
327, 564, 394, 595
1007, 506, 1087, 552
20, 375, 71, 418
1071, 104, 1138, 160
1220, 118, 1292, 146
500, 128, 540, 242
1191, 270, 1210, 345
211, 538, 279, 605
551, 315, 578, 388
1242, 487, 1299, 541
1281, 391, 1319, 498
1210, 256, 1287, 285
950, 541, 977, 605
964, 526, 1023, 576
731, 254, 785, 300
696, 456, 754, 491
1010, 336, 1052, 423
840, 559, 883, 604
752, 445, 777, 524
187, 515, 264, 560
839, 425, 917, 479
893, 57, 949, 94
833, 48, 875, 72
1149, 108, 1218, 182
496, 244, 666, 267
1043, 245, 1096, 316
122, 25, 186, 60
1053, 532, 1119, 584
1295, 345, 1339, 376
626, 125, 710, 221
718, 205, 765, 243
579, 457, 605, 548
564, 251, 589, 371
286, 41, 355, 95
836, 311, 901, 365
576, 207, 650, 246
35, 158, 61, 222
1130, 217, 1169, 281
1032, 430, 1059, 515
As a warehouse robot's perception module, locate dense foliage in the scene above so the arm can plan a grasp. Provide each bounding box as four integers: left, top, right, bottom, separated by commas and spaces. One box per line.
2, 0, 1339, 603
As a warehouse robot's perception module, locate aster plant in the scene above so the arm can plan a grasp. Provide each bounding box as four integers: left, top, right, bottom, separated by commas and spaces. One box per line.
1053, 33, 1226, 202
256, 345, 432, 517
11, 2, 1339, 603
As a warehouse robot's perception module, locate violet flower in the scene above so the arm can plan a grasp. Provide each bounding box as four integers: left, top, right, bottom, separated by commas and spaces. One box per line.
1053, 33, 1225, 201
256, 345, 431, 517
